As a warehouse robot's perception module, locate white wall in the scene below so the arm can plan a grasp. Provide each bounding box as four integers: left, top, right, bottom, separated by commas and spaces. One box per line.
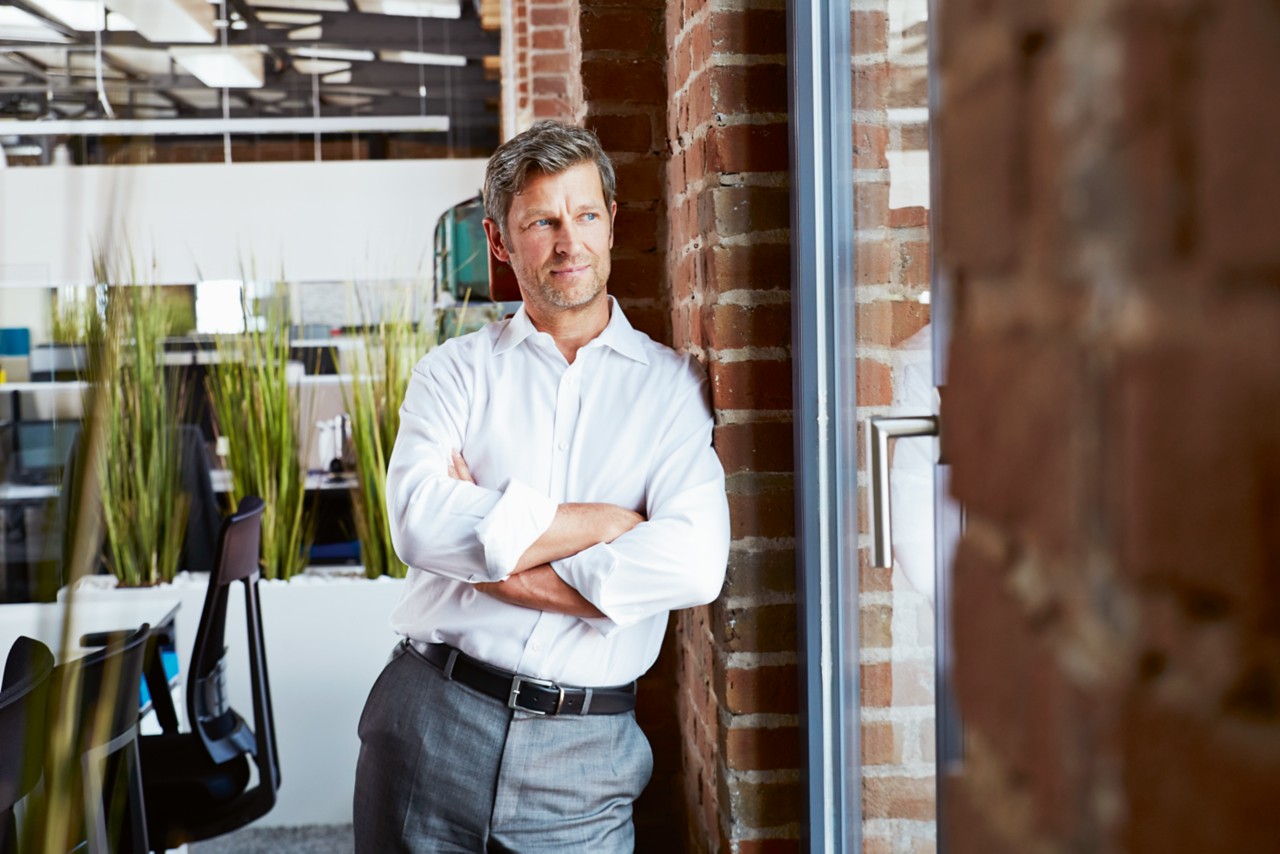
0, 158, 487, 289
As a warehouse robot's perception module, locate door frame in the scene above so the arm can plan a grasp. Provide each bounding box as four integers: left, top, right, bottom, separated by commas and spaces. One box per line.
787, 0, 859, 851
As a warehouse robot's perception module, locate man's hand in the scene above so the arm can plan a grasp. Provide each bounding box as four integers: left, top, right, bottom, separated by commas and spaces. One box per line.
475, 567, 604, 619
448, 449, 475, 484
447, 449, 625, 619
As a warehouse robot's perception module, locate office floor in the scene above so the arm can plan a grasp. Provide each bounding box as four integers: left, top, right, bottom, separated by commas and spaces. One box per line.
187, 824, 353, 853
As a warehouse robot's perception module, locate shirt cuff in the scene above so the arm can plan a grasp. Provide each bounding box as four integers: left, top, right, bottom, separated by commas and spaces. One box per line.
473, 478, 558, 581
552, 545, 622, 636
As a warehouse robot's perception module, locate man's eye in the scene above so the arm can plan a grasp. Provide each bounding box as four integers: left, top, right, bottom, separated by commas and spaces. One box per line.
582, 213, 598, 221
533, 219, 551, 227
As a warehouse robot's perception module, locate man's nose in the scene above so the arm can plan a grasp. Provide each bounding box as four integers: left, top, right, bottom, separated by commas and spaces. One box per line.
555, 220, 584, 255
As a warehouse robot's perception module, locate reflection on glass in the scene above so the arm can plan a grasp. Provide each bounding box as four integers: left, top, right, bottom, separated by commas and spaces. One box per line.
852, 0, 937, 849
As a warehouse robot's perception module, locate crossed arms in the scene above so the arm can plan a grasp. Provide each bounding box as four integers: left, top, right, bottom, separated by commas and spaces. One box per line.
447, 451, 638, 619
385, 352, 730, 635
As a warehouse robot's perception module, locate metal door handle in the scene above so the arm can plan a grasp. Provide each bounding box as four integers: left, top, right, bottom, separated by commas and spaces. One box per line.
866, 415, 940, 568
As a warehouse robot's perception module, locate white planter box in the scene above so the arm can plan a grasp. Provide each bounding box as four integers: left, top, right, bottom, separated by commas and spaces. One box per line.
62, 569, 405, 827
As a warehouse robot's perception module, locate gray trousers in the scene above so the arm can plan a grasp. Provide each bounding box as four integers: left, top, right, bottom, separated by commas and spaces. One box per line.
353, 642, 653, 853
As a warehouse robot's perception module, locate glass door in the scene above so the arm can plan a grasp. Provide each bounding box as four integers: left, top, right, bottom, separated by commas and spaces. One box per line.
790, 0, 954, 850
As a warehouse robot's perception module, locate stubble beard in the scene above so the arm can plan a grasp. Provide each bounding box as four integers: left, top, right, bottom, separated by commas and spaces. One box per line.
528, 257, 609, 311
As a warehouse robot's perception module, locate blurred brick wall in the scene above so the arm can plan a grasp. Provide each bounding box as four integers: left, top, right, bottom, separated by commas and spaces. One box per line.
937, 1, 1280, 850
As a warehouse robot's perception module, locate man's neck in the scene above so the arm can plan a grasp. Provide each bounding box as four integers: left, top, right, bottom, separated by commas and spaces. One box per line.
526, 296, 612, 364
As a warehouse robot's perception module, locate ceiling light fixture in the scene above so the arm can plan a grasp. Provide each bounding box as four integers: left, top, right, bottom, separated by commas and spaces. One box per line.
170, 46, 266, 88
381, 49, 466, 68
291, 47, 376, 62
254, 11, 323, 25
24, 0, 105, 32
245, 0, 348, 12
292, 58, 350, 75
107, 0, 216, 44
353, 0, 461, 19
0, 7, 71, 42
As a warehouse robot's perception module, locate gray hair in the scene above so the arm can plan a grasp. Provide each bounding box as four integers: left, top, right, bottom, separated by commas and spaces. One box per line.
483, 120, 616, 238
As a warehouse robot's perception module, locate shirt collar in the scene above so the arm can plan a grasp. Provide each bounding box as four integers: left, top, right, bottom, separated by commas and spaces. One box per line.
492, 296, 649, 365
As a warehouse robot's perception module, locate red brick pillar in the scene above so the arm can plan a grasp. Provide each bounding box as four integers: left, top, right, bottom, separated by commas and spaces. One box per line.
667, 1, 798, 850
938, 2, 1280, 851
580, 0, 668, 341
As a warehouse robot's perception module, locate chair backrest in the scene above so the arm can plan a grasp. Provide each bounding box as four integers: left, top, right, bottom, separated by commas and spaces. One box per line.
58, 625, 151, 757
0, 637, 55, 811
186, 496, 280, 811
47, 624, 151, 854
176, 424, 222, 578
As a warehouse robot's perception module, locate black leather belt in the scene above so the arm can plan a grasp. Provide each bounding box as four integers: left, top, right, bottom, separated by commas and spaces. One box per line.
411, 642, 637, 716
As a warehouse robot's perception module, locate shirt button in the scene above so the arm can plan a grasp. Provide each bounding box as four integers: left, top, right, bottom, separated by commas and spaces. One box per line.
557, 441, 569, 451
532, 642, 543, 652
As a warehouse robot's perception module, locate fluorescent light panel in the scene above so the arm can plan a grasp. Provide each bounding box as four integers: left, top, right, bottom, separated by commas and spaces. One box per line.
291, 47, 376, 62
170, 47, 265, 88
24, 0, 104, 32
0, 7, 71, 42
245, 0, 348, 11
381, 49, 466, 67
25, 1, 136, 33
354, 0, 461, 19
287, 25, 323, 41
292, 58, 350, 75
255, 11, 323, 26
107, 0, 215, 43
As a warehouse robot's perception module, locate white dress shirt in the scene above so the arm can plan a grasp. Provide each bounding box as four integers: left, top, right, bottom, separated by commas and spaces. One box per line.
385, 298, 730, 686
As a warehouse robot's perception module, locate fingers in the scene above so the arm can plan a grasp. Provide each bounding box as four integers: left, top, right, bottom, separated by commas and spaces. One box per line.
448, 449, 476, 484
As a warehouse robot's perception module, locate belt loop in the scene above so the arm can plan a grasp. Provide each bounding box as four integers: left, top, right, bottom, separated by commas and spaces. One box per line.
443, 647, 459, 681
580, 687, 593, 715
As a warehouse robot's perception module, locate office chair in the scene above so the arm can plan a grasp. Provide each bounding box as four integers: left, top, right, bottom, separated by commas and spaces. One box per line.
138, 496, 281, 851
48, 624, 152, 854
0, 637, 55, 854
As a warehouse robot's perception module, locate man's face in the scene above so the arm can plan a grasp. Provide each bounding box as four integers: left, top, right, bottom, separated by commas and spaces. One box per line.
484, 161, 616, 318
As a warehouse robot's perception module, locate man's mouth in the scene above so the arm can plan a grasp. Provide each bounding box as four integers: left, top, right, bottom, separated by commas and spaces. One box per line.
550, 264, 590, 276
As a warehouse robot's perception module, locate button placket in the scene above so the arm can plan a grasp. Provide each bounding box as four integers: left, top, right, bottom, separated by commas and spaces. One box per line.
549, 363, 582, 502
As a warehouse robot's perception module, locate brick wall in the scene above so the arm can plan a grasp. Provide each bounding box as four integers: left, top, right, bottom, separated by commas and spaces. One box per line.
666, 0, 797, 850
580, 0, 669, 343
853, 2, 938, 852
508, 0, 583, 132
937, 1, 1280, 850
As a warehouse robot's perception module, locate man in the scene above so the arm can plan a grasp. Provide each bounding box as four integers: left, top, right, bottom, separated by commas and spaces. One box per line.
354, 120, 730, 852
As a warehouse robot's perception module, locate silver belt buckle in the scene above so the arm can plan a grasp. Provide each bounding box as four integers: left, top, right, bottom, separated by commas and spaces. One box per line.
507, 674, 559, 715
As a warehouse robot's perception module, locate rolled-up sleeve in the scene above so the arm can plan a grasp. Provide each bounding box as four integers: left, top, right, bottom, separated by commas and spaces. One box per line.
551, 366, 729, 635
386, 350, 557, 583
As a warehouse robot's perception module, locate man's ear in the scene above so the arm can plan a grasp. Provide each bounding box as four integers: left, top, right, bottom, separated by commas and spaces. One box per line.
483, 217, 511, 263
608, 200, 617, 250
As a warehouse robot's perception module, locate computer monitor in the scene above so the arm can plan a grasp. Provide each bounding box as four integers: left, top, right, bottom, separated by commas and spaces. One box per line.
11, 421, 80, 486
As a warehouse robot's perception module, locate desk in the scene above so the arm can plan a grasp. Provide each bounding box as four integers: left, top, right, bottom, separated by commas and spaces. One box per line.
209, 469, 356, 494
0, 482, 59, 504
0, 598, 179, 664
